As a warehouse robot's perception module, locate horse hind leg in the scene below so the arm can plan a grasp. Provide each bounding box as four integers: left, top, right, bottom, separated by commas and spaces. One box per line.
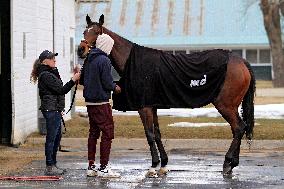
138, 107, 160, 178
213, 102, 246, 175
225, 114, 246, 175
153, 108, 168, 176
213, 76, 248, 174
214, 57, 251, 175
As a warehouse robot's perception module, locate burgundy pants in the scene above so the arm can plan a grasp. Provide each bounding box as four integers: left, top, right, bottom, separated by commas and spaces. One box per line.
87, 104, 114, 167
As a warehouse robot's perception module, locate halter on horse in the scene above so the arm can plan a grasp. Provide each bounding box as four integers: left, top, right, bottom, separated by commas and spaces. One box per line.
78, 14, 255, 177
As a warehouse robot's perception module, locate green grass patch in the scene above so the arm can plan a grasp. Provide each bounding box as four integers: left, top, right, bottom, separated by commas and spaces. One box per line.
31, 115, 284, 140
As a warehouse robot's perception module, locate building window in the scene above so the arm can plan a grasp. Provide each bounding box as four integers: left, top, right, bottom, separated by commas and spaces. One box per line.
231, 49, 242, 57
259, 49, 271, 63
246, 49, 257, 63
245, 49, 271, 64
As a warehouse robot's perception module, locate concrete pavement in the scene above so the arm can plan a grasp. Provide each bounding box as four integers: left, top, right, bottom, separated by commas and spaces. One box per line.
0, 138, 284, 188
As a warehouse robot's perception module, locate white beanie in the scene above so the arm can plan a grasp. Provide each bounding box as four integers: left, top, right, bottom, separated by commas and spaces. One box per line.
96, 33, 114, 55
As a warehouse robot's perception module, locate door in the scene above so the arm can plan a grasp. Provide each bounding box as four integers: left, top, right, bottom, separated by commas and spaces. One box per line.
0, 1, 12, 144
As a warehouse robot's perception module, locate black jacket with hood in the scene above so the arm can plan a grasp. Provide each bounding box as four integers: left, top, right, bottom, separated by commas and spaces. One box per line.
37, 64, 75, 111
79, 48, 116, 103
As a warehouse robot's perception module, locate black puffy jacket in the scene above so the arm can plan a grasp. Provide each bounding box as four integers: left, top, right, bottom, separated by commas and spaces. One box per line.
37, 64, 75, 111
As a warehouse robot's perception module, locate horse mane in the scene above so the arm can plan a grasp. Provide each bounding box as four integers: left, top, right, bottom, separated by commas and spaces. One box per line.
85, 14, 159, 75
101, 27, 133, 75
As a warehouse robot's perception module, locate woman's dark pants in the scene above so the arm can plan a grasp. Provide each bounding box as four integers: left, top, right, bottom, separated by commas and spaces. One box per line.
87, 104, 114, 167
42, 111, 62, 166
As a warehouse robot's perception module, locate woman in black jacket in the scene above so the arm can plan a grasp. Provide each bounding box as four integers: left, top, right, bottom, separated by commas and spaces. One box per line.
30, 50, 80, 176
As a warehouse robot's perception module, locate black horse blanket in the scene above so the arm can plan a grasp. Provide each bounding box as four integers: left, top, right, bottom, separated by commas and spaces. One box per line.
113, 44, 231, 111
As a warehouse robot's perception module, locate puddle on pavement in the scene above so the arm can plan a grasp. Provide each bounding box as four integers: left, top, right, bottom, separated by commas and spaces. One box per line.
1, 153, 284, 188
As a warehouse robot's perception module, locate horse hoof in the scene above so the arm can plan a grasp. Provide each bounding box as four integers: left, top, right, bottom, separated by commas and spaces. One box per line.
222, 166, 233, 175
158, 167, 168, 176
146, 168, 158, 178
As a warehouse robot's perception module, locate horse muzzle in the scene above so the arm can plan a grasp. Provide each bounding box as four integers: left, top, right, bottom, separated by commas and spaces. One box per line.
77, 39, 91, 59
77, 45, 88, 59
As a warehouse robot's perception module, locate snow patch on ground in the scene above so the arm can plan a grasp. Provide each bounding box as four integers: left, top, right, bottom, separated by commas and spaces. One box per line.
168, 122, 229, 127
76, 104, 284, 119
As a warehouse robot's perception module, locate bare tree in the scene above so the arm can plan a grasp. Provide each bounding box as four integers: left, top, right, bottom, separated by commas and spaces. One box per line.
260, 0, 284, 87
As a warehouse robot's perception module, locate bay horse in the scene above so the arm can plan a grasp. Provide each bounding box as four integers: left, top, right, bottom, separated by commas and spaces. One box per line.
78, 14, 255, 177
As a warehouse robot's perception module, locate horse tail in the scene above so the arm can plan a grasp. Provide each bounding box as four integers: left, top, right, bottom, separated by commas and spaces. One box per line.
242, 60, 256, 141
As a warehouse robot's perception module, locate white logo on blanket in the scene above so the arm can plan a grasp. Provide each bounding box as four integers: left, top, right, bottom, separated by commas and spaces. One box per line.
190, 75, 207, 87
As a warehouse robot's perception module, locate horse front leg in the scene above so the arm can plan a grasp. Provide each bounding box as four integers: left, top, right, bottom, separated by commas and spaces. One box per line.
138, 107, 160, 177
153, 108, 168, 176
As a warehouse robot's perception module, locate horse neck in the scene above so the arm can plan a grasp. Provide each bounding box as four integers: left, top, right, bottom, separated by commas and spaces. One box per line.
102, 27, 133, 75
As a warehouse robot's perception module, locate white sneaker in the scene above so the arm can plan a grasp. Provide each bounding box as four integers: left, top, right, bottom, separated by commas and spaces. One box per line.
97, 166, 121, 178
87, 165, 97, 177
146, 167, 158, 178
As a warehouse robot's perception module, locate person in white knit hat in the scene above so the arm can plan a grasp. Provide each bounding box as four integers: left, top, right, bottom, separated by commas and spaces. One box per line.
95, 33, 114, 55
79, 33, 121, 178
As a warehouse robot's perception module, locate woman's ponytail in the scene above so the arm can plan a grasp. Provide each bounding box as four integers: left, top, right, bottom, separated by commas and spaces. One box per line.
30, 58, 41, 83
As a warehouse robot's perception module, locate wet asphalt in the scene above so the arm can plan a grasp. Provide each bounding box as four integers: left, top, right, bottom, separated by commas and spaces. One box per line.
0, 138, 284, 189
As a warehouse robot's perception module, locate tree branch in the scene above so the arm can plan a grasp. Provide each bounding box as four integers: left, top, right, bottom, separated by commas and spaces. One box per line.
279, 0, 284, 15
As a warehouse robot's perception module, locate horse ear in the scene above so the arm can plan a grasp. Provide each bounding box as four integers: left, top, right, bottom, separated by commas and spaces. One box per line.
86, 14, 92, 25
99, 14, 104, 26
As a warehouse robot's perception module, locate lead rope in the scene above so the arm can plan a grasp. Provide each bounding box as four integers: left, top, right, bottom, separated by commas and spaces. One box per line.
66, 82, 78, 114
59, 78, 79, 152
59, 43, 89, 151
61, 62, 85, 135
60, 40, 91, 136
61, 82, 78, 135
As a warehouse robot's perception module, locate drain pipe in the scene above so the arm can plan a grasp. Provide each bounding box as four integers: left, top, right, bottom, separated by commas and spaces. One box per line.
52, 0, 55, 52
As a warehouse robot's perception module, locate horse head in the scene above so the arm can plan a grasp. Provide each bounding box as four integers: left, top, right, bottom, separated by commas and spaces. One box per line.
78, 14, 133, 75
77, 14, 104, 59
